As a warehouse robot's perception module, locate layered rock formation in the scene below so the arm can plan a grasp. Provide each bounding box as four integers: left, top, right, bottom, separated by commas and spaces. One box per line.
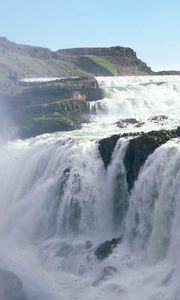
0, 37, 154, 89
59, 46, 153, 76
58, 46, 136, 56
0, 76, 102, 138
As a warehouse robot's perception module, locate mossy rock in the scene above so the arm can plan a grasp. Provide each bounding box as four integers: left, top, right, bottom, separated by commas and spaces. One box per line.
20, 115, 79, 138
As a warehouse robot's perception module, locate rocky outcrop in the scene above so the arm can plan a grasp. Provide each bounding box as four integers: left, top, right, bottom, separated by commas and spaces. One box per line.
0, 37, 88, 87
59, 46, 153, 76
124, 128, 180, 190
0, 38, 155, 86
1, 37, 180, 86
0, 268, 26, 300
0, 77, 102, 138
98, 128, 180, 190
19, 100, 90, 139
1, 77, 102, 107
58, 46, 137, 57
98, 132, 141, 168
156, 70, 180, 75
98, 134, 120, 168
94, 237, 122, 260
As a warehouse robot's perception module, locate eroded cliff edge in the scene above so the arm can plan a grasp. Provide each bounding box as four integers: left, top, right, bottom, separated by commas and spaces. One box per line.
0, 37, 153, 89
98, 128, 180, 190
0, 76, 102, 138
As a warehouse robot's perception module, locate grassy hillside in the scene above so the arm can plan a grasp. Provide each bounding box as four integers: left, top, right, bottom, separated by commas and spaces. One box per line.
0, 37, 154, 88
86, 55, 119, 76
0, 46, 89, 86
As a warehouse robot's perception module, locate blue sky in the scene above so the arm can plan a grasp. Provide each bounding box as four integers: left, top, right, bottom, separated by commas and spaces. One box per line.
0, 0, 180, 70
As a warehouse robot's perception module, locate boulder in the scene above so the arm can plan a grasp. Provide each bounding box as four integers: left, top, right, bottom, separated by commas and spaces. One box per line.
124, 128, 180, 190
98, 132, 142, 168
0, 269, 26, 300
98, 128, 180, 190
94, 237, 122, 260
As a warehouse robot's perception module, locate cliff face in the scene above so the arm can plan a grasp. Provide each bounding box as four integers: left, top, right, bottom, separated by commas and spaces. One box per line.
0, 38, 153, 89
58, 46, 136, 57
98, 128, 180, 190
58, 46, 153, 76
0, 37, 88, 89
1, 77, 102, 107
0, 77, 102, 139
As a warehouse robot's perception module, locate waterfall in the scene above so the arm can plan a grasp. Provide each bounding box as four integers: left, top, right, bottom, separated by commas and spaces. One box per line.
0, 75, 180, 300
0, 138, 106, 241
125, 139, 180, 262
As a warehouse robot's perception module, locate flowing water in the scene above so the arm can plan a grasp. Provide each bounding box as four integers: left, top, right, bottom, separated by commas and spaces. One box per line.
0, 76, 180, 299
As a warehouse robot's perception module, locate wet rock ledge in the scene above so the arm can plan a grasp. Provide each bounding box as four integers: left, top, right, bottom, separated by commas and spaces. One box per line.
0, 76, 103, 139
98, 128, 180, 190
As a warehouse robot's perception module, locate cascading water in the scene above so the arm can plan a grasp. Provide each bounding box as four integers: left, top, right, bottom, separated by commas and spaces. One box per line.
0, 75, 180, 300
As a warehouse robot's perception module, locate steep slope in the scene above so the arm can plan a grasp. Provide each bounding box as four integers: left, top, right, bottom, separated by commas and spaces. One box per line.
58, 46, 153, 76
0, 37, 89, 87
0, 37, 154, 88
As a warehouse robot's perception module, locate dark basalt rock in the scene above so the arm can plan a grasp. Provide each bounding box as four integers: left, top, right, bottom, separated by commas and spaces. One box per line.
134, 121, 146, 128
58, 46, 137, 57
148, 115, 168, 122
115, 118, 139, 128
98, 132, 142, 168
94, 237, 122, 260
124, 128, 180, 190
115, 121, 127, 128
98, 134, 120, 168
98, 128, 180, 190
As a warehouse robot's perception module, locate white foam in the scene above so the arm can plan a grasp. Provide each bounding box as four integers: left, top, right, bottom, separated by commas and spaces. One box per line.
0, 76, 180, 300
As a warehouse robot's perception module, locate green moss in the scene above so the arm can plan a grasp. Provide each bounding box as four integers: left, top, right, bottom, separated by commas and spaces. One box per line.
20, 113, 81, 138
86, 55, 118, 76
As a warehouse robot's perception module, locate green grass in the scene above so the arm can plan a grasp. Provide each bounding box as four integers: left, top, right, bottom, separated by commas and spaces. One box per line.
21, 114, 78, 138
86, 55, 118, 75
3, 50, 91, 78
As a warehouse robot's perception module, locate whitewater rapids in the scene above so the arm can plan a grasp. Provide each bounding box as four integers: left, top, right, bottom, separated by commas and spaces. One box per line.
0, 75, 180, 300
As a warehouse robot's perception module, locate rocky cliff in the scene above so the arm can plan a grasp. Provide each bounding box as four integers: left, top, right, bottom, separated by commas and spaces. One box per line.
0, 37, 88, 89
0, 37, 154, 89
98, 128, 180, 190
0, 76, 102, 138
58, 46, 137, 57
58, 46, 153, 76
